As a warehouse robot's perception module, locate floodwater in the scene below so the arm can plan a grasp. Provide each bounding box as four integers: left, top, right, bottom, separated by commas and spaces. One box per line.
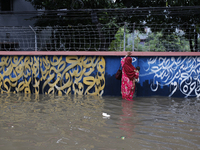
0, 94, 200, 150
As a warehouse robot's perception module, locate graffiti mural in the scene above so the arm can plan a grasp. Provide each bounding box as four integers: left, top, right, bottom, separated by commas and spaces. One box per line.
0, 56, 105, 96
140, 56, 200, 98
1, 55, 200, 98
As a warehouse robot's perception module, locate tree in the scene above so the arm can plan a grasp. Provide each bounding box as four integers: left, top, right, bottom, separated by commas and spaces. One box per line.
25, 0, 200, 51
144, 32, 190, 52
109, 25, 131, 51
109, 27, 190, 52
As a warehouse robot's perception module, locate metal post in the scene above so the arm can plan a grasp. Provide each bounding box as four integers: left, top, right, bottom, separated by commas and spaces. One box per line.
124, 22, 126, 51
29, 25, 37, 51
132, 23, 135, 51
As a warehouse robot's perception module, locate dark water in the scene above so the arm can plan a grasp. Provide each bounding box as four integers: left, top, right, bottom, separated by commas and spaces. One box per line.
0, 94, 200, 150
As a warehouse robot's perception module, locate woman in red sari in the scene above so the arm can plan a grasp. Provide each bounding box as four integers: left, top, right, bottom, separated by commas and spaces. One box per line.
121, 53, 140, 101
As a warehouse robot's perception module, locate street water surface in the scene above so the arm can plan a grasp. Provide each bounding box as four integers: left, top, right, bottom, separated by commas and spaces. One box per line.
0, 93, 200, 150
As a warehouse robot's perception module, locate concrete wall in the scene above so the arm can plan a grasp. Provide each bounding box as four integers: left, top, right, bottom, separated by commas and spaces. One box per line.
0, 0, 36, 50
0, 55, 105, 96
106, 55, 200, 98
0, 0, 36, 26
13, 0, 35, 11
0, 51, 200, 98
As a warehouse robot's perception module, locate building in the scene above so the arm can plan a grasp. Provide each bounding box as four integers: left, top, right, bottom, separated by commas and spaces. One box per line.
0, 0, 37, 51
0, 0, 36, 26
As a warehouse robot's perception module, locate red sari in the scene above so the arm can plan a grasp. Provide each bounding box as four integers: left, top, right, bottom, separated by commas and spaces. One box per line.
121, 57, 139, 101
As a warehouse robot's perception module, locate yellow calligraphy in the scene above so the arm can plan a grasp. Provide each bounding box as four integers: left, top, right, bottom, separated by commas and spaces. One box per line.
0, 56, 105, 96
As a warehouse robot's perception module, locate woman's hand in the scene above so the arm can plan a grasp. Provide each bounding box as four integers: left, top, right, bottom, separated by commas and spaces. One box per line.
125, 51, 132, 58
127, 51, 132, 56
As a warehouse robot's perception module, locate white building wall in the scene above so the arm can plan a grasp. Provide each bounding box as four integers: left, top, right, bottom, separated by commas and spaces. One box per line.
0, 0, 36, 50
0, 0, 36, 26
13, 0, 35, 11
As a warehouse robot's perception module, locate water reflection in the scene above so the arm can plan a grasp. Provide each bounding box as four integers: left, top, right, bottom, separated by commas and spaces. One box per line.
119, 100, 137, 138
0, 93, 106, 150
0, 94, 200, 150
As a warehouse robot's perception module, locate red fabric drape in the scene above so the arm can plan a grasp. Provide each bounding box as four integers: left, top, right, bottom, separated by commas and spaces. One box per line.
123, 57, 136, 81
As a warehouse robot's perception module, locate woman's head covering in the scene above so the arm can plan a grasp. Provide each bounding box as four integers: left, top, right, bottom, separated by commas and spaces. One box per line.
123, 57, 137, 80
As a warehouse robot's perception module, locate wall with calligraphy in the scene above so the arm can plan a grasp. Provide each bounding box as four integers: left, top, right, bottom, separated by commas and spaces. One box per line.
0, 56, 105, 96
1, 55, 200, 98
137, 56, 200, 98
104, 56, 200, 98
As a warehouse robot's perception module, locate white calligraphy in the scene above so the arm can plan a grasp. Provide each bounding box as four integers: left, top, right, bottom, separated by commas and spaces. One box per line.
144, 56, 200, 97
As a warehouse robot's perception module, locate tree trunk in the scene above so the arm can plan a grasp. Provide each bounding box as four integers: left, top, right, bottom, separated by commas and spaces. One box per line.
188, 27, 194, 52
96, 23, 107, 51
194, 31, 198, 52
189, 36, 194, 52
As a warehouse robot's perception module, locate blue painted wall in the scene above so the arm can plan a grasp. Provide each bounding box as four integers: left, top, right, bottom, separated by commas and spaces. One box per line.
0, 55, 200, 98
104, 56, 139, 97
0, 55, 105, 95
105, 56, 200, 98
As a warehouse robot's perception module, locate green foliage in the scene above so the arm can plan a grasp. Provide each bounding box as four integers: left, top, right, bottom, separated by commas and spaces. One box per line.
25, 0, 200, 51
26, 0, 200, 10
144, 32, 165, 51
109, 26, 132, 51
109, 28, 191, 52
145, 32, 190, 52
25, 0, 115, 10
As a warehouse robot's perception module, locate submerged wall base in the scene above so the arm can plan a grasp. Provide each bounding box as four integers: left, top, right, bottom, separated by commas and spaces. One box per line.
0, 55, 105, 96
1, 51, 200, 98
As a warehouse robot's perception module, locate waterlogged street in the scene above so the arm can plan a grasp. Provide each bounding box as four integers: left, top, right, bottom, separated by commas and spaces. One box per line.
0, 93, 200, 150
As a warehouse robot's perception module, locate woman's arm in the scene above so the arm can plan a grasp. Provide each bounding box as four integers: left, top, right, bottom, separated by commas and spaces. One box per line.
122, 51, 130, 62
127, 51, 131, 57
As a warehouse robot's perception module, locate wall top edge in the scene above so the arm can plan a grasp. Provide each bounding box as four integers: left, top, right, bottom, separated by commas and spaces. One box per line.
0, 51, 200, 56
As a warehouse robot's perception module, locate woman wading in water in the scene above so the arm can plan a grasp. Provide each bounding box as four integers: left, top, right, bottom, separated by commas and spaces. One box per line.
121, 52, 140, 101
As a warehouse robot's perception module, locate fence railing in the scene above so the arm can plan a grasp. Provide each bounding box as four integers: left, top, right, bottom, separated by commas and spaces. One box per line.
0, 22, 199, 52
